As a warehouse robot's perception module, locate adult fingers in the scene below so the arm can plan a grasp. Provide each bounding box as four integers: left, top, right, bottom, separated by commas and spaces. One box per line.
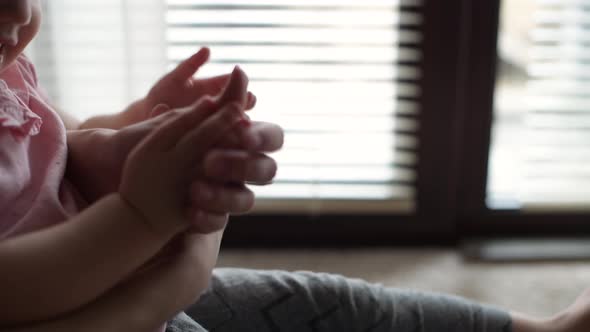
143, 97, 217, 151
216, 121, 284, 152
175, 102, 248, 163
214, 66, 249, 108
241, 121, 284, 152
189, 182, 255, 214
203, 150, 277, 184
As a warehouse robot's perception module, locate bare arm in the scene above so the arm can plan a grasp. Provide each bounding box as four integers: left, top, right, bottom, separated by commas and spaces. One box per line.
6, 231, 221, 332
2, 89, 248, 325
0, 193, 174, 325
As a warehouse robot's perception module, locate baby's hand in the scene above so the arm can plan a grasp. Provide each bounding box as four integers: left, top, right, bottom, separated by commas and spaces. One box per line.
132, 47, 256, 124
160, 65, 283, 233
119, 99, 249, 236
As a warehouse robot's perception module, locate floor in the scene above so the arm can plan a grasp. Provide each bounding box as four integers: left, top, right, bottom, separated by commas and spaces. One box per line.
217, 247, 590, 318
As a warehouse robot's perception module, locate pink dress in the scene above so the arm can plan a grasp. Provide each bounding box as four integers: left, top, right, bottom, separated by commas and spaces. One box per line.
0, 55, 166, 332
0, 55, 85, 238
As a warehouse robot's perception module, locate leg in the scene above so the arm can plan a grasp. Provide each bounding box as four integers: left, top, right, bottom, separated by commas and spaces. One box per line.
185, 268, 512, 332
167, 312, 208, 332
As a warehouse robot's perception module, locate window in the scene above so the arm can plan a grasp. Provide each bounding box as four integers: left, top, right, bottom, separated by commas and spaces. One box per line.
28, 0, 167, 119
459, 0, 590, 238
27, 0, 590, 245
166, 0, 422, 214
489, 0, 590, 211
30, 0, 426, 219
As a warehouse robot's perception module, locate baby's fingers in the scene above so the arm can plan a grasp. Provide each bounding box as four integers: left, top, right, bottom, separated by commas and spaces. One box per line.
143, 97, 217, 151
190, 181, 255, 214
215, 66, 249, 107
169, 47, 210, 84
241, 122, 284, 152
175, 103, 248, 164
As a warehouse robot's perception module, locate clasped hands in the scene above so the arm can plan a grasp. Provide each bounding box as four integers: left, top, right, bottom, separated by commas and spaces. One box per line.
67, 47, 283, 234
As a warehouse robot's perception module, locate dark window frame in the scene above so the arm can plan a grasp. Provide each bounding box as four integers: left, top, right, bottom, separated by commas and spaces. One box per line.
223, 0, 590, 247
456, 0, 590, 237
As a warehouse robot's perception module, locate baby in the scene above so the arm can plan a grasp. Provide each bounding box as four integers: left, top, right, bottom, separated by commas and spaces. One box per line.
4, 1, 590, 332
0, 0, 281, 331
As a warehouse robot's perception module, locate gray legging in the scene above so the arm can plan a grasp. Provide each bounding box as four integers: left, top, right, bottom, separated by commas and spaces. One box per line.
166, 268, 511, 332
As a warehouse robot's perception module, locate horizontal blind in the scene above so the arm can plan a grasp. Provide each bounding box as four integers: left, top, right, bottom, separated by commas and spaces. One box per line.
167, 0, 422, 213
523, 0, 590, 210
28, 0, 167, 119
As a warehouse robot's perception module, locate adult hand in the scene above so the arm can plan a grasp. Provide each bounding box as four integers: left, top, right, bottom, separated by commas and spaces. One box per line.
119, 97, 248, 235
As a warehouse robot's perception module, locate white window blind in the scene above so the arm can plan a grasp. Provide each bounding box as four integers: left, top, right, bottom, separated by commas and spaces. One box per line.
29, 0, 168, 119
490, 0, 590, 211
29, 0, 423, 215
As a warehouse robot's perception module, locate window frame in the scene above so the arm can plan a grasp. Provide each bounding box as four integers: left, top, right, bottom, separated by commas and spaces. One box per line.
224, 0, 590, 247
457, 0, 590, 238
225, 1, 470, 246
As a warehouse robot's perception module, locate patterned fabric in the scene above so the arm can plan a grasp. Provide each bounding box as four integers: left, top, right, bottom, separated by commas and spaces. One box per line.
167, 313, 208, 332
176, 268, 512, 332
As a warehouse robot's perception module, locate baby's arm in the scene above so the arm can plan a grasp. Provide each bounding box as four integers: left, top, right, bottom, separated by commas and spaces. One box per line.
0, 99, 245, 324
1, 95, 246, 326
76, 48, 255, 130
0, 193, 173, 325
8, 232, 222, 332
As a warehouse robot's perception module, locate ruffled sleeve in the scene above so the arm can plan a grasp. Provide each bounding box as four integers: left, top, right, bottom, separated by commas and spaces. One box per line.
0, 79, 42, 138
